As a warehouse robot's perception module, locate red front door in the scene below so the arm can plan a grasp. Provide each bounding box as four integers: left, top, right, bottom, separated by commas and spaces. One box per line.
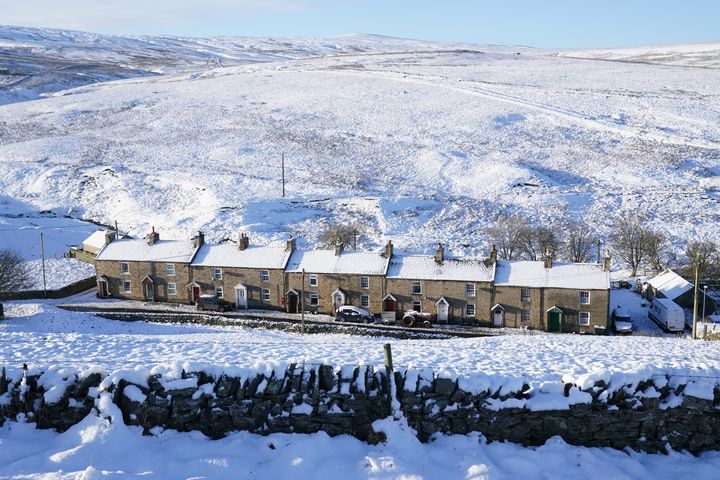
192, 286, 201, 303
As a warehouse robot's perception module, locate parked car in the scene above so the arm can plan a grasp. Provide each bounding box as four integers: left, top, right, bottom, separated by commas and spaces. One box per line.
612, 305, 632, 335
648, 298, 685, 332
401, 310, 432, 328
196, 295, 233, 312
335, 305, 375, 323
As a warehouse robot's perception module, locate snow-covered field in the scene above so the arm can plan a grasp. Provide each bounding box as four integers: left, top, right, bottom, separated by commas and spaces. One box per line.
20, 258, 95, 291
1, 299, 720, 478
1, 28, 719, 258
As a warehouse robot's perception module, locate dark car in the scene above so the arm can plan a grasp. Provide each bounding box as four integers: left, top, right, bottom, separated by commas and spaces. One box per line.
196, 295, 233, 312
335, 305, 375, 323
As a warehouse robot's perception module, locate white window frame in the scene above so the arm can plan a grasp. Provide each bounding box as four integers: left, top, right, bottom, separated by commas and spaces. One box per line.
120, 262, 129, 275
411, 300, 422, 311
579, 291, 591, 305
579, 311, 591, 326
411, 281, 422, 295
360, 276, 370, 289
521, 287, 531, 302
521, 310, 531, 323
308, 275, 318, 287
213, 267, 223, 280
309, 293, 319, 306
122, 280, 131, 293
260, 270, 270, 282
261, 288, 271, 301
167, 282, 177, 296
215, 286, 224, 298
465, 303, 476, 317
166, 263, 175, 276
465, 283, 476, 297
360, 294, 370, 308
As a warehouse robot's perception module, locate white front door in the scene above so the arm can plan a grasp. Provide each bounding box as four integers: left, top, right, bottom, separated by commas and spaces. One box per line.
493, 310, 503, 327
333, 292, 344, 310
235, 285, 247, 309
437, 301, 449, 322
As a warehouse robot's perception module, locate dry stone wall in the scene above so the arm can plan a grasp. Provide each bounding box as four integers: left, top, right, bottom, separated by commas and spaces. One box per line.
1, 365, 718, 454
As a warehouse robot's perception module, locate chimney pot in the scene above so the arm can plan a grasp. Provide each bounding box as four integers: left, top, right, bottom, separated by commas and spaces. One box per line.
434, 243, 444, 264
603, 249, 611, 271
384, 240, 394, 258
286, 236, 297, 252
543, 247, 553, 269
334, 242, 344, 256
238, 232, 249, 251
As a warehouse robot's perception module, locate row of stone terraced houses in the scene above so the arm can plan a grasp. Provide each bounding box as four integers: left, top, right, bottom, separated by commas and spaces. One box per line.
91, 229, 612, 334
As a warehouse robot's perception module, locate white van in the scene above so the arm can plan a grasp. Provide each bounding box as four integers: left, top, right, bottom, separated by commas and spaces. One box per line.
648, 298, 685, 332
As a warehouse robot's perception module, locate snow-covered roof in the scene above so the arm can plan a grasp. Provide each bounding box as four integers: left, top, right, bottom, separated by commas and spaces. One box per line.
96, 238, 197, 263
82, 230, 112, 250
285, 250, 390, 275
648, 269, 693, 300
494, 261, 610, 290
652, 297, 684, 311
386, 255, 495, 282
191, 244, 291, 269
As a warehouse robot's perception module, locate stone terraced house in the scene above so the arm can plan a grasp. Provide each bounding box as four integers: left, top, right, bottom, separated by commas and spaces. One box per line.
95, 229, 203, 304
190, 234, 294, 309
284, 243, 391, 315
492, 257, 611, 333
384, 244, 496, 324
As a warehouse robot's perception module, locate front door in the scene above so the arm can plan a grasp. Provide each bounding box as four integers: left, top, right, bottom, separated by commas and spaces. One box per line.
547, 311, 562, 332
192, 286, 201, 304
333, 292, 345, 310
235, 285, 247, 309
493, 309, 503, 327
144, 283, 154, 301
437, 301, 449, 323
287, 292, 299, 313
97, 280, 109, 297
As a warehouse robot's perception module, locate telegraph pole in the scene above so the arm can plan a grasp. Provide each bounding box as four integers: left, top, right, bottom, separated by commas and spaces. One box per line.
692, 252, 699, 339
40, 232, 47, 298
300, 268, 305, 334
281, 153, 286, 198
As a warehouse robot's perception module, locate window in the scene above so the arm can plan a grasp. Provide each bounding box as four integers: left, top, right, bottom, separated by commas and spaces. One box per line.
521, 310, 531, 323
579, 291, 590, 305
167, 282, 177, 296
465, 303, 476, 317
360, 295, 370, 308
521, 287, 531, 302
411, 281, 422, 295
260, 270, 270, 282
360, 276, 370, 289
465, 283, 476, 297
122, 280, 131, 293
309, 293, 319, 306
579, 312, 591, 326
213, 268, 223, 280
166, 263, 175, 276
215, 286, 224, 298
261, 288, 270, 301
411, 300, 422, 311
308, 275, 318, 287
120, 262, 129, 274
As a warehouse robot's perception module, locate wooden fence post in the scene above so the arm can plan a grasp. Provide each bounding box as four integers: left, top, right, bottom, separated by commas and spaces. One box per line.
384, 343, 394, 415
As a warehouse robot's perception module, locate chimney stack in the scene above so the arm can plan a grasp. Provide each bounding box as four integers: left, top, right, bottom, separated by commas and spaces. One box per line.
104, 231, 116, 246
286, 236, 296, 252
543, 247, 553, 269
238, 232, 249, 251
193, 231, 205, 249
146, 227, 159, 246
334, 242, 344, 256
490, 244, 497, 264
383, 240, 394, 258
434, 243, 444, 264
603, 249, 611, 271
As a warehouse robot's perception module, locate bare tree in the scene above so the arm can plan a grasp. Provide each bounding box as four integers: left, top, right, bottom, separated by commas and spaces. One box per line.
520, 225, 559, 261
563, 221, 596, 263
486, 214, 527, 260
318, 223, 364, 249
684, 240, 719, 280
0, 249, 32, 295
610, 213, 649, 277
645, 231, 668, 273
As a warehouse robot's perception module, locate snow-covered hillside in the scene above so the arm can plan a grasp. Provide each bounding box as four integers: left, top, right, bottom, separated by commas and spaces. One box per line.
0, 27, 718, 258
557, 42, 720, 68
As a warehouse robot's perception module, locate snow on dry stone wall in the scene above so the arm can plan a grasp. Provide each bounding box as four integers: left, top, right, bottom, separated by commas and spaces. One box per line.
0, 364, 719, 454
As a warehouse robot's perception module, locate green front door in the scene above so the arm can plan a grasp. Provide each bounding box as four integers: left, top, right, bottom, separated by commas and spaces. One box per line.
547, 311, 562, 333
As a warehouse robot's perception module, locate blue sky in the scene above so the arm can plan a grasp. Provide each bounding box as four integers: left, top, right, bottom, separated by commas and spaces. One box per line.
1, 0, 719, 48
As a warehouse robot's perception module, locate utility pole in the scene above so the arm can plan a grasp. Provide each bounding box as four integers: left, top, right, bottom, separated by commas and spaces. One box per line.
115, 220, 119, 236
702, 285, 708, 323
281, 153, 286, 198
300, 268, 305, 334
692, 252, 699, 339
353, 229, 357, 250
40, 232, 47, 298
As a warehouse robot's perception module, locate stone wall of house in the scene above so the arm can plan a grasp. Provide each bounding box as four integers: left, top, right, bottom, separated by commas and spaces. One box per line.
95, 260, 193, 304
285, 272, 386, 315
192, 266, 285, 310
2, 365, 718, 454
